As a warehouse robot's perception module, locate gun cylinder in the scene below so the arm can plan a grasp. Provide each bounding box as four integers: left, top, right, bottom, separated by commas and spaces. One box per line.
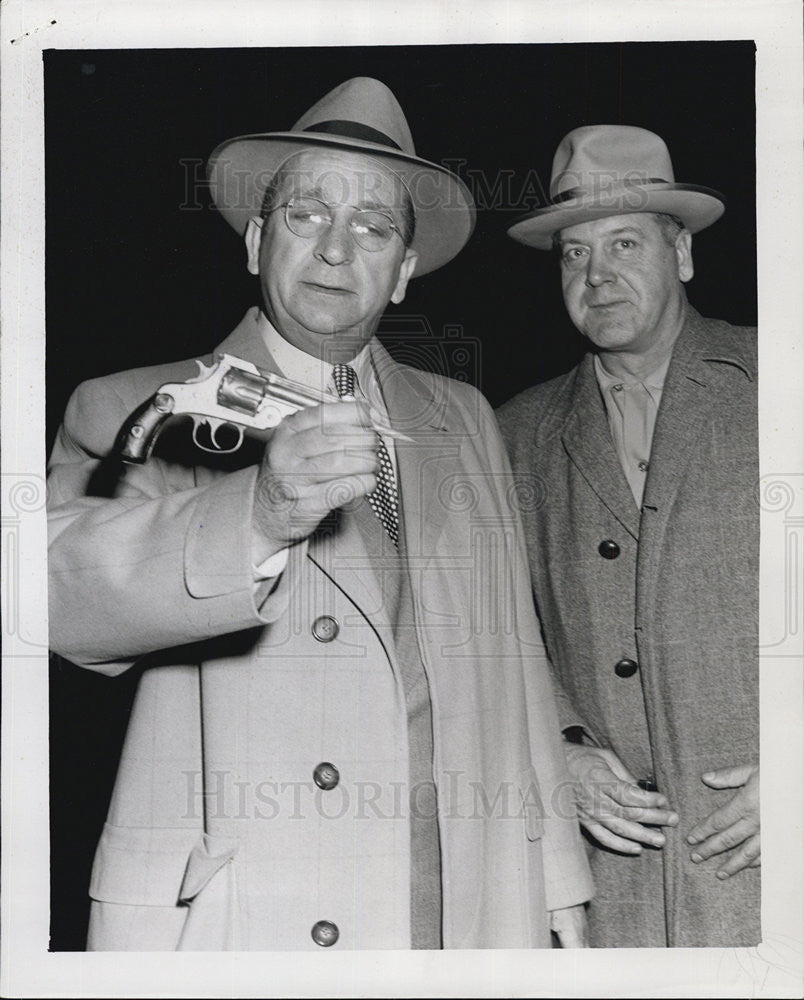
218, 369, 267, 415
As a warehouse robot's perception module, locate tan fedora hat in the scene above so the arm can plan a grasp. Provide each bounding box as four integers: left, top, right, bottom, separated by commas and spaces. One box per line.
207, 77, 475, 276
507, 124, 725, 250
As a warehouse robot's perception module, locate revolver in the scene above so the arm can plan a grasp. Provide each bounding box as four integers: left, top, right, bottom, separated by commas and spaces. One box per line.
118, 353, 408, 464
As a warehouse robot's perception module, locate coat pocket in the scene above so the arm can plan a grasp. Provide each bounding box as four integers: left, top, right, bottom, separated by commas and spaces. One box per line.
89, 823, 202, 906
519, 766, 545, 842
176, 832, 241, 951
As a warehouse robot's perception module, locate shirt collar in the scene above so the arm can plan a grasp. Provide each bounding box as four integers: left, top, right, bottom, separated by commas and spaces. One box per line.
257, 310, 374, 398
593, 351, 672, 394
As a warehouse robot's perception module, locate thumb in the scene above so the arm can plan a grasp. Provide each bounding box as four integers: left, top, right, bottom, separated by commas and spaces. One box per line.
701, 763, 755, 788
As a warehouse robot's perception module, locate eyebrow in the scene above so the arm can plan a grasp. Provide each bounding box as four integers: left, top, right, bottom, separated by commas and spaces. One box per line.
296, 186, 394, 213
558, 226, 644, 248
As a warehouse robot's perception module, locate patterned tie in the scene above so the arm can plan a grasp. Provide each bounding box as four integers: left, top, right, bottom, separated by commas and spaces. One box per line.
332, 363, 399, 548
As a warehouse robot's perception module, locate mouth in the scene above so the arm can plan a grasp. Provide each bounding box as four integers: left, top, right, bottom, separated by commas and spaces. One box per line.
303, 282, 355, 296
588, 299, 629, 310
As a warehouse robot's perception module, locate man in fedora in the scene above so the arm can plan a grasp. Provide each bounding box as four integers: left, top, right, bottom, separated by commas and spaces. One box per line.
497, 125, 759, 947
47, 78, 592, 951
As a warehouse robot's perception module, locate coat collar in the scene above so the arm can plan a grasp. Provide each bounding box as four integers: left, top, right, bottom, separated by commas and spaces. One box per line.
559, 303, 754, 540
214, 307, 282, 374
561, 354, 642, 539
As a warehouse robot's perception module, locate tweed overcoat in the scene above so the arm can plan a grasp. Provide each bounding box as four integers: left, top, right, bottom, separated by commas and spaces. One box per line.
497, 307, 759, 948
48, 308, 592, 951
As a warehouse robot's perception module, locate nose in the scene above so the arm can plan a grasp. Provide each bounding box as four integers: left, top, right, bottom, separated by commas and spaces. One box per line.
585, 246, 616, 287
313, 214, 354, 266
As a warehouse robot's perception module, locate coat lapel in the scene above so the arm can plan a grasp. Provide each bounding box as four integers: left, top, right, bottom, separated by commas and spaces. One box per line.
369, 339, 463, 558
636, 307, 756, 616
561, 355, 641, 541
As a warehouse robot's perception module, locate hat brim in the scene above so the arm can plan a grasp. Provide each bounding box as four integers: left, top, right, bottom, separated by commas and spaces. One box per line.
207, 132, 475, 276
507, 183, 725, 250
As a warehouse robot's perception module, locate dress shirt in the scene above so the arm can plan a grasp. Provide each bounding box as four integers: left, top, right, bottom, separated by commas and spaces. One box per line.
593, 352, 671, 507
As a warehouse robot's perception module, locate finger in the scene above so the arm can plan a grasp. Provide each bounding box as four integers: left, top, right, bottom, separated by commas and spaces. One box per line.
278, 422, 378, 462
555, 927, 584, 949
591, 810, 668, 848
715, 835, 761, 879
609, 779, 672, 813
616, 804, 680, 828
689, 817, 755, 862
687, 794, 748, 845
299, 448, 380, 484
302, 473, 378, 513
583, 771, 671, 813
299, 399, 374, 433
700, 763, 755, 789
579, 814, 643, 854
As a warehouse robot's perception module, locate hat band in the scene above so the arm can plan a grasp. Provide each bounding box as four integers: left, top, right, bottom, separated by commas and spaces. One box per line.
550, 177, 669, 205
303, 119, 402, 151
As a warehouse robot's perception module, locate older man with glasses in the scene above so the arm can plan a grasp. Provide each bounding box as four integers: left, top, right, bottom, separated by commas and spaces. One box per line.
47, 78, 592, 952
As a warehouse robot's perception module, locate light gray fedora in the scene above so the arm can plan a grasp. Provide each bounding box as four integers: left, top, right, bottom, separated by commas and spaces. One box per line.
207, 77, 475, 275
508, 124, 725, 250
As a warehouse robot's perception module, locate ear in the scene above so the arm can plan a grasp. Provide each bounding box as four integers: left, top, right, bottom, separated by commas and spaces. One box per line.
245, 217, 264, 275
675, 230, 694, 283
390, 249, 418, 305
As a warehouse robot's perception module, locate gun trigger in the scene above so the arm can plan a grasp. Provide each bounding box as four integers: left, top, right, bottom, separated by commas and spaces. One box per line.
192, 416, 213, 453
208, 417, 226, 450
209, 418, 243, 454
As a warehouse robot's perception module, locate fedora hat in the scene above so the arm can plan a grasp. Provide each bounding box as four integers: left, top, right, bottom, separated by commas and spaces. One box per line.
507, 124, 725, 250
207, 77, 475, 276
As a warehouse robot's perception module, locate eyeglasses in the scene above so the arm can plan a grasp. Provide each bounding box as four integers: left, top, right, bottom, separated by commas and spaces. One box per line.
269, 197, 405, 253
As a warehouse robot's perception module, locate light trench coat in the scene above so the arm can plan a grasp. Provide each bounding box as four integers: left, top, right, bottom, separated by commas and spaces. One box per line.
48, 308, 592, 951
498, 308, 759, 947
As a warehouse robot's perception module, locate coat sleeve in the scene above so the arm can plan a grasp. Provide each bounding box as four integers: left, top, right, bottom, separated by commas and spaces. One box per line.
47, 375, 299, 673
480, 402, 594, 911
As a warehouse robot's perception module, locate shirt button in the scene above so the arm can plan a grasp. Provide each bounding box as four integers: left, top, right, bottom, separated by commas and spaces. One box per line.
313, 762, 340, 790
311, 615, 339, 642
614, 658, 639, 678
311, 920, 339, 947
598, 539, 621, 559
638, 460, 649, 472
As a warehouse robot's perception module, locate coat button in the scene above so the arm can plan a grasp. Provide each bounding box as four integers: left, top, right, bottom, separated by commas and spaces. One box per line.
614, 658, 639, 678
637, 777, 658, 792
313, 762, 340, 790
311, 919, 339, 947
598, 539, 620, 559
311, 615, 339, 642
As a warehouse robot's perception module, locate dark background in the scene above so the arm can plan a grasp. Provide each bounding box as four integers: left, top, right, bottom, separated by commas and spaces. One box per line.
46, 41, 757, 949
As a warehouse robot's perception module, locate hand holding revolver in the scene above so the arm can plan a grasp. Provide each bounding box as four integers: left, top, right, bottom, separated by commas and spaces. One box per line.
251, 399, 380, 561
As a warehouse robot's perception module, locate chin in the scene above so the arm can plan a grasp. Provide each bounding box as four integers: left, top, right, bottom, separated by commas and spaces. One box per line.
583, 323, 638, 351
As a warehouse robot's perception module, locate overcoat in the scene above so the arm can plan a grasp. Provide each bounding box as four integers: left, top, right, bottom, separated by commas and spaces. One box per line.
497, 307, 759, 948
48, 308, 592, 951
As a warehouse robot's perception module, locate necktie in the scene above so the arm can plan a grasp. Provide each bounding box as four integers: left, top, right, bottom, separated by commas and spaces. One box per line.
332, 363, 399, 548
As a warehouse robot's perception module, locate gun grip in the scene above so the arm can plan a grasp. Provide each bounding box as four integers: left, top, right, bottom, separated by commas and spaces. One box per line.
118, 393, 175, 463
